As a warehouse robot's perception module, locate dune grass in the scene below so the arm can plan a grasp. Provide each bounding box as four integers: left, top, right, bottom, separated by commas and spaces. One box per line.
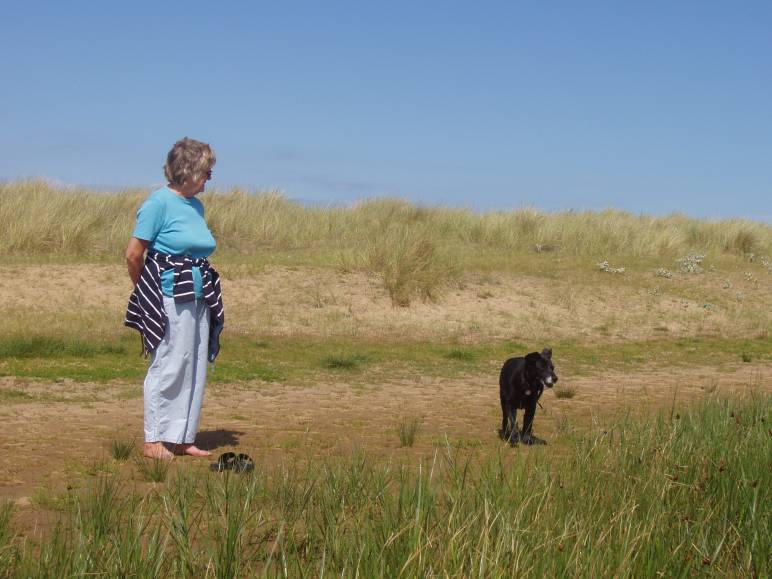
3, 181, 770, 259
1, 393, 768, 577
2, 181, 771, 305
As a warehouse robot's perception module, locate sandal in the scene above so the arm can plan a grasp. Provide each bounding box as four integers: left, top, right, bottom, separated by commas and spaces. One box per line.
234, 453, 254, 473
210, 452, 237, 472
210, 452, 254, 473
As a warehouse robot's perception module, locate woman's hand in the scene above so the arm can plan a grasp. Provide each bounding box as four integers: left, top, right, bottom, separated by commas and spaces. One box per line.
125, 237, 149, 286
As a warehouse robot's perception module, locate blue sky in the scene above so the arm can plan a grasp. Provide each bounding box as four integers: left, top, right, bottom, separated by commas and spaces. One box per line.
1, 1, 770, 220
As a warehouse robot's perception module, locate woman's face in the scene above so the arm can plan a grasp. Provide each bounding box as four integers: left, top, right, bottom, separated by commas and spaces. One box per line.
193, 168, 213, 194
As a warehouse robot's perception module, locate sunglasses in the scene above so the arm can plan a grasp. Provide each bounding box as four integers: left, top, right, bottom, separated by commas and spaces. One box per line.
205, 169, 213, 181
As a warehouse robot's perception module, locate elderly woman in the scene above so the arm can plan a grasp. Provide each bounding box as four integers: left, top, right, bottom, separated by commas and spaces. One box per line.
125, 137, 224, 460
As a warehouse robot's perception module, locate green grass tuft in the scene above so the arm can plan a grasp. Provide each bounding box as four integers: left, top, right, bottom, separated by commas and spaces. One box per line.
109, 437, 135, 461
444, 348, 476, 361
554, 386, 577, 399
396, 416, 422, 447
321, 352, 370, 370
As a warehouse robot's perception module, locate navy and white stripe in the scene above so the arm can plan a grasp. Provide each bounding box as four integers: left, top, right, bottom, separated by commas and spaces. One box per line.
125, 251, 225, 362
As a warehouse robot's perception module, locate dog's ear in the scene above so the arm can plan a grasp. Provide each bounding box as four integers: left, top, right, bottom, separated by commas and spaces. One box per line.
525, 352, 542, 365
541, 348, 552, 360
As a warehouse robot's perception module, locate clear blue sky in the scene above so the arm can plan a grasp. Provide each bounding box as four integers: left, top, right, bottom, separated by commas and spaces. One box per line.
1, 1, 770, 220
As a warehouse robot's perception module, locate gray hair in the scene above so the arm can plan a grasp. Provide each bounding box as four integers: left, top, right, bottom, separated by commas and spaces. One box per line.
163, 137, 216, 186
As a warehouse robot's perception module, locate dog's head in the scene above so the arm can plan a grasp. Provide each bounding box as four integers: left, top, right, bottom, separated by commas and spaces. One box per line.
524, 348, 558, 389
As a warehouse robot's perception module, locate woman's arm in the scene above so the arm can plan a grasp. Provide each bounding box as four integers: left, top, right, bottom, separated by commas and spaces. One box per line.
125, 237, 149, 286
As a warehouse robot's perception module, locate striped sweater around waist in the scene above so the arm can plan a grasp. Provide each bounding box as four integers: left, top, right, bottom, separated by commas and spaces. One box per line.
124, 251, 224, 362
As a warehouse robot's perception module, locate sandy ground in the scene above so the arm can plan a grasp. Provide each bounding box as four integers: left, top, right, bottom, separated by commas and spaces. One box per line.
0, 263, 769, 342
1, 362, 768, 505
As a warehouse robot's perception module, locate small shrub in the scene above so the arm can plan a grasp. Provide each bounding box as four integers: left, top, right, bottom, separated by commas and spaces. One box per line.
110, 437, 135, 461
741, 352, 752, 363
655, 268, 673, 278
677, 252, 705, 273
597, 260, 625, 274
725, 229, 757, 255
397, 416, 422, 447
365, 224, 459, 307
554, 386, 577, 399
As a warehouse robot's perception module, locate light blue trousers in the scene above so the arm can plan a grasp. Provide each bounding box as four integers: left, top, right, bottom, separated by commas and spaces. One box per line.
144, 296, 210, 444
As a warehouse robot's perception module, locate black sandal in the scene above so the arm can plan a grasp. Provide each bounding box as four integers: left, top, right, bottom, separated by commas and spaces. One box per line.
210, 452, 237, 472
234, 453, 254, 473
210, 452, 254, 473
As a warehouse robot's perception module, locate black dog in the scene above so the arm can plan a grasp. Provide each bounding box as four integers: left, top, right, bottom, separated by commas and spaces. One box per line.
499, 348, 557, 445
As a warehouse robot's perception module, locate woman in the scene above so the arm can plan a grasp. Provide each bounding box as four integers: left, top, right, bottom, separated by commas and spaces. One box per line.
125, 137, 224, 460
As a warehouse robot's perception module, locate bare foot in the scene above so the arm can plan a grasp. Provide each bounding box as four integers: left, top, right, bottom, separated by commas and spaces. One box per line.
176, 444, 211, 457
143, 442, 175, 460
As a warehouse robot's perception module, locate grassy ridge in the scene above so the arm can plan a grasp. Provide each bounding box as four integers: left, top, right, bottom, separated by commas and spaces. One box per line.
1, 394, 768, 576
1, 333, 769, 389
5, 180, 770, 305
2, 181, 770, 259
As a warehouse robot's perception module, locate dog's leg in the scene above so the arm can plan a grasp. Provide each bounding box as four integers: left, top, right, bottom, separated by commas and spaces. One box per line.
500, 401, 509, 440
521, 404, 546, 445
506, 407, 519, 444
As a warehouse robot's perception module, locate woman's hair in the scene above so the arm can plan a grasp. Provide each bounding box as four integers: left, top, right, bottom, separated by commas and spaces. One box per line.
163, 137, 216, 186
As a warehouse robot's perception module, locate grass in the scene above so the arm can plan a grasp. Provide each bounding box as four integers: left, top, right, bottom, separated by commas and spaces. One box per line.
396, 416, 422, 447
135, 457, 171, 483
321, 352, 371, 370
85, 459, 117, 479
0, 389, 35, 403
444, 348, 476, 361
0, 501, 13, 572
109, 437, 135, 461
0, 336, 126, 359
554, 385, 577, 399
0, 333, 770, 387
2, 181, 770, 264
1, 393, 768, 576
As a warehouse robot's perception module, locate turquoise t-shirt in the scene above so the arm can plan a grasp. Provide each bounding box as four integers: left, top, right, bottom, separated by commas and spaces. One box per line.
132, 187, 216, 298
